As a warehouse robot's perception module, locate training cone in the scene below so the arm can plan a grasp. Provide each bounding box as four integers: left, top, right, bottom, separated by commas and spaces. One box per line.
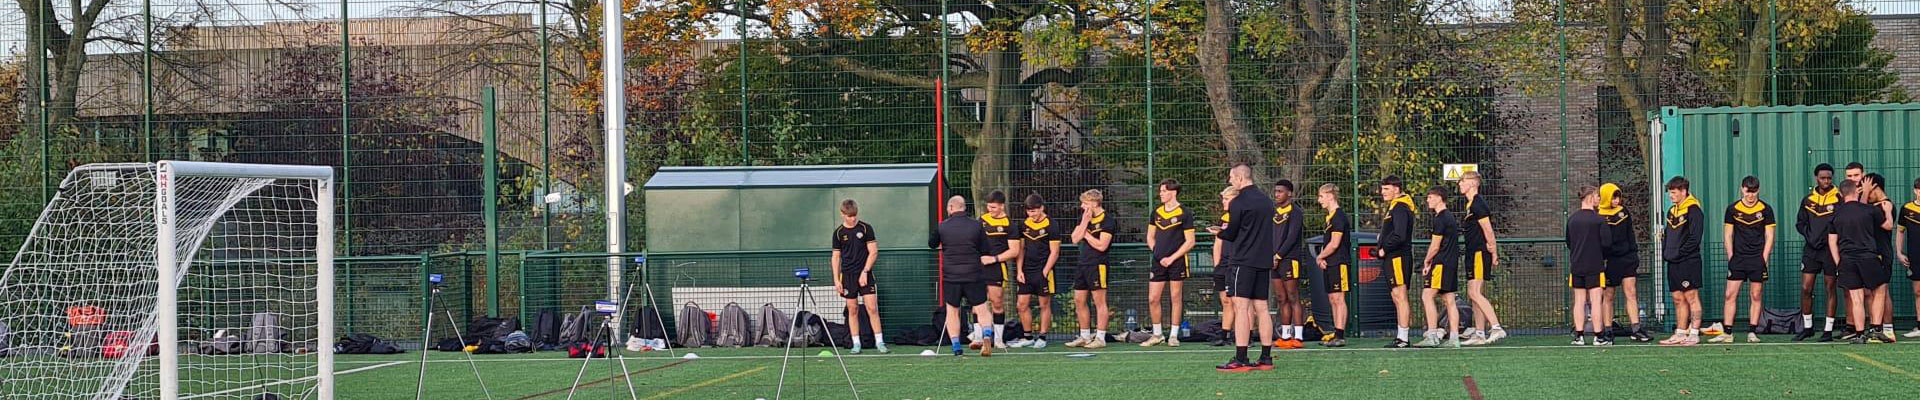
817, 350, 836, 357
919, 350, 938, 357
681, 353, 700, 360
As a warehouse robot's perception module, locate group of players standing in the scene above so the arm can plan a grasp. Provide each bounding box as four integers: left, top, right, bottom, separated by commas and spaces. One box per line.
1575, 162, 1920, 348
824, 162, 1920, 363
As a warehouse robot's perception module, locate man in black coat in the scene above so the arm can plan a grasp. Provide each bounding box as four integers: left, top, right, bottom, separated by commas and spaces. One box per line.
930, 195, 1003, 356
1211, 164, 1276, 372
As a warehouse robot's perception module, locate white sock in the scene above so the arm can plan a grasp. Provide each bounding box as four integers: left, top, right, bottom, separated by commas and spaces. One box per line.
1153, 324, 1163, 336
1884, 324, 1895, 330
1825, 318, 1836, 331
873, 333, 884, 344
1397, 327, 1409, 341
1449, 330, 1459, 340
1492, 324, 1503, 331
1803, 314, 1814, 328
853, 338, 862, 348
1294, 326, 1305, 339
1080, 329, 1091, 339
1096, 330, 1108, 341
993, 324, 1005, 339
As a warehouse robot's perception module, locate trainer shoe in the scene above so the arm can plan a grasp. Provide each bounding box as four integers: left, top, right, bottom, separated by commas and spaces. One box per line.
1594, 336, 1613, 346
1007, 338, 1034, 348
1850, 334, 1870, 345
1746, 332, 1762, 343
1884, 327, 1899, 340
1706, 334, 1735, 343
1443, 337, 1461, 348
1032, 337, 1048, 349
1870, 330, 1895, 344
1326, 338, 1347, 347
1659, 333, 1685, 346
1385, 339, 1410, 348
1678, 334, 1700, 346
1413, 330, 1443, 348
1461, 328, 1482, 340
1819, 330, 1836, 342
1905, 328, 1920, 339
1252, 358, 1275, 371
980, 341, 993, 357
1286, 339, 1304, 349
1065, 336, 1088, 348
970, 341, 984, 350
1487, 328, 1508, 345
1631, 329, 1654, 343
1792, 328, 1815, 342
968, 331, 982, 345
1841, 330, 1863, 342
1141, 334, 1165, 347
850, 346, 862, 354
1702, 323, 1725, 336
1085, 336, 1108, 349
1168, 337, 1181, 347
1216, 361, 1255, 373
1571, 337, 1586, 346
876, 343, 890, 354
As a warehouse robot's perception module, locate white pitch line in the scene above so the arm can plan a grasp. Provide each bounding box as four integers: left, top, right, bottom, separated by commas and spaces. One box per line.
180, 361, 407, 400
334, 340, 1914, 364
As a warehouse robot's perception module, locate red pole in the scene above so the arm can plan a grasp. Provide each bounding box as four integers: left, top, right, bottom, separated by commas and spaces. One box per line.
934, 79, 946, 318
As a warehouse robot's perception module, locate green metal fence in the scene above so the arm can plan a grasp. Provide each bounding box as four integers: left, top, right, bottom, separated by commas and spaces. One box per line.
2, 0, 1917, 344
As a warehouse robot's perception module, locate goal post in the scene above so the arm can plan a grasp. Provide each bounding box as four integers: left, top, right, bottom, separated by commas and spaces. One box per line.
0, 161, 335, 400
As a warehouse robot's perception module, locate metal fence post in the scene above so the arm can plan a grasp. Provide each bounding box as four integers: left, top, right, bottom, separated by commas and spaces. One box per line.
483, 86, 501, 318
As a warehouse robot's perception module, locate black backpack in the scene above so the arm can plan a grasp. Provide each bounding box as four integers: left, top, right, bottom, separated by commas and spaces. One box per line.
789, 311, 824, 347
466, 317, 520, 342
336, 333, 403, 355
632, 306, 670, 341
1757, 308, 1804, 334
531, 310, 561, 349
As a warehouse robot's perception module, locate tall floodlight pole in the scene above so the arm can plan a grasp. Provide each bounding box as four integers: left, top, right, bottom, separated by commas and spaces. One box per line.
603, 0, 627, 330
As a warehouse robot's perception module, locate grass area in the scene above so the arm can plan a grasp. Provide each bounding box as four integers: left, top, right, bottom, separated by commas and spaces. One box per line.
333, 335, 1920, 400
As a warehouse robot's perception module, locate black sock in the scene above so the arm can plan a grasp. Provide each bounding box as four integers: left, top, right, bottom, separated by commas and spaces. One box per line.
1259, 346, 1272, 360
1235, 346, 1249, 362
993, 313, 1006, 325
1335, 329, 1346, 339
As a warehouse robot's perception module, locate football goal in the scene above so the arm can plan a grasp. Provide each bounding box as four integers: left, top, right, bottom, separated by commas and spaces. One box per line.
0, 161, 335, 400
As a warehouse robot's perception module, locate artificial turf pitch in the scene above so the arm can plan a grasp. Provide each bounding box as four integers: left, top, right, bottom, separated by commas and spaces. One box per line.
338, 335, 1920, 399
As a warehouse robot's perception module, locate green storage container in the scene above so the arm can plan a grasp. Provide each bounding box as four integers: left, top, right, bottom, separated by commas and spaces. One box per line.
1655, 103, 1920, 327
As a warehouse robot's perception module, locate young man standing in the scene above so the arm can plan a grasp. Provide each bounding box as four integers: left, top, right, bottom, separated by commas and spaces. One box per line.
1065, 190, 1115, 349
1897, 178, 1920, 339
1315, 183, 1353, 347
1271, 180, 1312, 349
976, 191, 1022, 350
1598, 183, 1652, 342
1456, 172, 1506, 346
1865, 173, 1897, 342
1709, 176, 1774, 343
1375, 176, 1419, 348
1659, 177, 1707, 346
1211, 187, 1239, 347
1009, 193, 1062, 349
1145, 179, 1198, 347
832, 199, 888, 354
929, 195, 1003, 356
1829, 180, 1895, 344
1212, 164, 1277, 372
1415, 187, 1462, 348
1795, 164, 1840, 342
1567, 185, 1611, 346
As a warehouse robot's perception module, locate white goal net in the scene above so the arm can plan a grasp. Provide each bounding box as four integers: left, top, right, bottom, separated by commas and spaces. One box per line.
0, 161, 334, 400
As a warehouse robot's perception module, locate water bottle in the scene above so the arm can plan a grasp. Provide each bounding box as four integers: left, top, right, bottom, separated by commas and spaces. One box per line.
1125, 309, 1139, 331
1181, 321, 1192, 337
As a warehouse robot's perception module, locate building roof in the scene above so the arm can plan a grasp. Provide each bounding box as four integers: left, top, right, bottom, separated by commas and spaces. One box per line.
643, 164, 940, 189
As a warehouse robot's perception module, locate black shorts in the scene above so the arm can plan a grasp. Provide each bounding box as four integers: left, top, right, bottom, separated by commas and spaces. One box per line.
1667, 260, 1703, 292
1838, 256, 1887, 290
1802, 252, 1835, 275
1605, 256, 1639, 280
1149, 259, 1190, 282
838, 270, 877, 299
1568, 272, 1608, 289
1228, 267, 1271, 300
1725, 268, 1769, 283
983, 263, 1011, 284
943, 281, 988, 307
1213, 265, 1236, 293
1426, 263, 1459, 293
1386, 255, 1417, 287
1727, 257, 1767, 275
1073, 264, 1109, 291
1325, 262, 1352, 293
1274, 258, 1306, 281
1016, 270, 1055, 296
1468, 251, 1493, 281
